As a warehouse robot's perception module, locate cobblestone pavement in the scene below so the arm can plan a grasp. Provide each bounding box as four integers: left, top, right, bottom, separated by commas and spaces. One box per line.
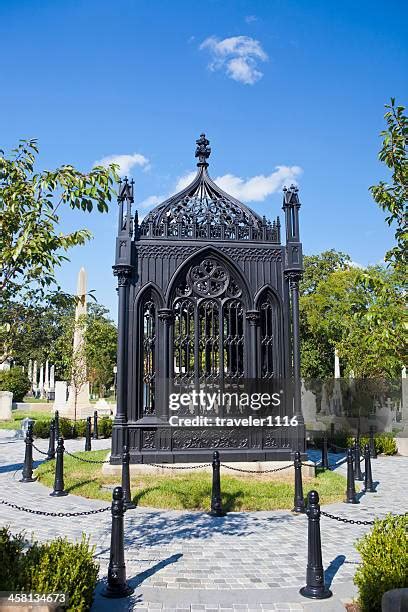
0, 432, 407, 611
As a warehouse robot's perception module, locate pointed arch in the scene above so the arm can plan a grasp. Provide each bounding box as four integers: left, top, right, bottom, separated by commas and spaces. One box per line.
256, 286, 284, 379
165, 246, 251, 308
136, 285, 163, 417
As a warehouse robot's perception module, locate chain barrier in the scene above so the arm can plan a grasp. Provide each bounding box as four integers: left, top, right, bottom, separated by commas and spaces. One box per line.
320, 510, 375, 526
220, 462, 293, 474
0, 499, 110, 518
321, 510, 408, 526
32, 443, 50, 456
330, 443, 349, 451
142, 462, 294, 474
145, 462, 211, 470
63, 449, 111, 464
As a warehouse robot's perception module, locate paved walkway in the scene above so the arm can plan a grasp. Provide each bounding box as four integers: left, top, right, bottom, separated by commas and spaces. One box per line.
0, 432, 407, 611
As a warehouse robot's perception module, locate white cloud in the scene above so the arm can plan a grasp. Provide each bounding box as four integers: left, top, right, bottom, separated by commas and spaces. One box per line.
245, 15, 257, 23
138, 194, 165, 209
138, 166, 302, 215
174, 171, 197, 192
199, 35, 268, 85
214, 166, 303, 201
94, 153, 149, 177
349, 261, 365, 269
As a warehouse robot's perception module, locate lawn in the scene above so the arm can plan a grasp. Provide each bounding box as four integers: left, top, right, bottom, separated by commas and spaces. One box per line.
35, 449, 349, 511
0, 409, 53, 430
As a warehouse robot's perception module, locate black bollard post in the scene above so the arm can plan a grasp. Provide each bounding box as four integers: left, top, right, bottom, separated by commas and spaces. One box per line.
46, 420, 56, 461
292, 450, 305, 513
321, 433, 329, 470
93, 410, 99, 440
363, 444, 375, 493
300, 491, 332, 600
122, 445, 136, 510
353, 438, 363, 481
54, 410, 60, 442
20, 423, 36, 483
85, 416, 92, 451
102, 486, 134, 598
50, 437, 68, 497
209, 450, 225, 517
345, 447, 359, 504
369, 426, 377, 459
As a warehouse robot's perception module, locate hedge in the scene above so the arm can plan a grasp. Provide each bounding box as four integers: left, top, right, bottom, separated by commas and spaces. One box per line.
354, 514, 408, 611
33, 416, 112, 439
0, 527, 99, 611
345, 434, 397, 456
319, 431, 398, 455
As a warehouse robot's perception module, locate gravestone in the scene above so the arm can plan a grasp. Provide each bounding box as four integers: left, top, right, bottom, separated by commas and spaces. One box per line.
53, 381, 68, 412
0, 391, 13, 421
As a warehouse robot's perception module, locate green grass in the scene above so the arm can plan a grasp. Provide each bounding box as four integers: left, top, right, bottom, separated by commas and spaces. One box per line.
0, 409, 53, 430
35, 449, 348, 511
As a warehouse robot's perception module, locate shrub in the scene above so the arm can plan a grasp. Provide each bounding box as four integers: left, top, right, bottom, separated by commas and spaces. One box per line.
59, 417, 77, 439
32, 420, 51, 438
30, 416, 112, 440
346, 433, 397, 456
376, 435, 397, 455
28, 536, 99, 611
0, 529, 99, 611
354, 514, 408, 611
0, 368, 31, 402
0, 527, 27, 590
99, 416, 112, 438
75, 419, 87, 437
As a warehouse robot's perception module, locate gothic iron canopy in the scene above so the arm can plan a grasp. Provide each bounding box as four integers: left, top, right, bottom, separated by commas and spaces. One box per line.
139, 134, 280, 242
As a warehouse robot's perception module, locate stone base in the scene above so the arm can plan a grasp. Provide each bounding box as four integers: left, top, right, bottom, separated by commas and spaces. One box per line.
59, 404, 94, 419
396, 434, 408, 456
102, 459, 316, 478
64, 382, 92, 418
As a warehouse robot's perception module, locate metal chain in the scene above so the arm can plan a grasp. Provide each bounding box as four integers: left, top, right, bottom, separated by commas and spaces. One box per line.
142, 462, 293, 473
220, 463, 293, 474
330, 443, 349, 451
0, 499, 110, 518
64, 449, 111, 464
32, 443, 50, 456
321, 510, 408, 526
320, 510, 375, 526
145, 462, 211, 470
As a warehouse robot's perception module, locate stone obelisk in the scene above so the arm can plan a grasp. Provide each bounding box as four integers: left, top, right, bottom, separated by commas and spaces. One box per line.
64, 267, 92, 419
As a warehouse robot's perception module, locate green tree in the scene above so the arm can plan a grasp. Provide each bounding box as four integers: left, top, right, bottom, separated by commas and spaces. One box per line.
302, 265, 405, 378
85, 304, 117, 397
50, 303, 117, 398
300, 250, 352, 379
0, 139, 118, 363
5, 293, 75, 370
370, 99, 407, 274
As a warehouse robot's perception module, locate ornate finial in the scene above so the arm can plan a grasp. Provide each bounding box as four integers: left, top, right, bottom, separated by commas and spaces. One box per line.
282, 183, 300, 207
118, 176, 134, 203
195, 133, 211, 167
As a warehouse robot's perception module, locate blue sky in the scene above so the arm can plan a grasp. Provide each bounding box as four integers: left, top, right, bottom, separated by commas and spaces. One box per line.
1, 0, 407, 318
